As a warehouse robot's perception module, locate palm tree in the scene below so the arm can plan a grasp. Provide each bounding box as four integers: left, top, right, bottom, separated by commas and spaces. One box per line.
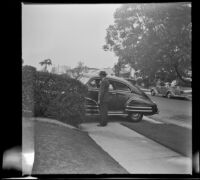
39, 59, 52, 72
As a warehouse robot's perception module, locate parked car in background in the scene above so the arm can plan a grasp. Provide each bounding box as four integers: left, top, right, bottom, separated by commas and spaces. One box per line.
150, 81, 192, 100
78, 75, 159, 122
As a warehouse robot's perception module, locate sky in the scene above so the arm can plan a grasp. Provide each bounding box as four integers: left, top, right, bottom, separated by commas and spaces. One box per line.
22, 4, 121, 70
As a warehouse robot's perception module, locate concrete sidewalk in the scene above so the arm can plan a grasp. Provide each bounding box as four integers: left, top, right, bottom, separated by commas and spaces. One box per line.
80, 122, 192, 174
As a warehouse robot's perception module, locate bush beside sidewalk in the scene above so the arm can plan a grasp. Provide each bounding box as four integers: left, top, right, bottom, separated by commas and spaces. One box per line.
31, 119, 128, 174
22, 65, 88, 128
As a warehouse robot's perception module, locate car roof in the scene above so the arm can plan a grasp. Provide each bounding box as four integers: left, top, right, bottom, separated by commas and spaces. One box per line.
85, 75, 148, 96
91, 75, 134, 87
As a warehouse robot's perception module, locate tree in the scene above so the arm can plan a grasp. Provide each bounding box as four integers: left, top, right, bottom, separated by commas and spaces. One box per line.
39, 59, 52, 72
104, 3, 191, 85
113, 57, 126, 76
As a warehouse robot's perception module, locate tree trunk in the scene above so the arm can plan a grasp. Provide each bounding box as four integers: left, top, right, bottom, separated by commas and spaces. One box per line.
174, 65, 191, 85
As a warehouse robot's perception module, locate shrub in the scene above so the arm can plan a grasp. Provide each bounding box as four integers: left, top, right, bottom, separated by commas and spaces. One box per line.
44, 93, 86, 127
22, 65, 88, 127
22, 66, 36, 116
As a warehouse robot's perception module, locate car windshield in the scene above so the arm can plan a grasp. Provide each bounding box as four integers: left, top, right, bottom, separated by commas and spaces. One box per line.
78, 76, 90, 84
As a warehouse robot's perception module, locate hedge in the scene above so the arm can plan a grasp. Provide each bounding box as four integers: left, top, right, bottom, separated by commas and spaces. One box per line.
22, 66, 36, 117
22, 65, 88, 127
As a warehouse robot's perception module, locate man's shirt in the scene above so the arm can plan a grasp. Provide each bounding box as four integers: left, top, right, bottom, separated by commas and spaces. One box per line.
98, 77, 109, 103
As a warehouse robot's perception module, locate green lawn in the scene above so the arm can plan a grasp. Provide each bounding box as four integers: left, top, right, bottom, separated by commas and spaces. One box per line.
31, 120, 128, 174
121, 121, 192, 157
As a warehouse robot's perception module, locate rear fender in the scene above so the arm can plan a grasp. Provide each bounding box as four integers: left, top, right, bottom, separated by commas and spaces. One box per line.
125, 97, 151, 108
125, 96, 157, 114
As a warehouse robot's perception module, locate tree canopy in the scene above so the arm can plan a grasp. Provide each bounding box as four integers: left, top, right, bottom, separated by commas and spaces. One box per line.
103, 3, 191, 85
39, 59, 52, 72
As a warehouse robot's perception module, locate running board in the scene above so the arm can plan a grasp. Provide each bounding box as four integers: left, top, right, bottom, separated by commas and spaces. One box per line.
86, 112, 128, 116
125, 109, 152, 112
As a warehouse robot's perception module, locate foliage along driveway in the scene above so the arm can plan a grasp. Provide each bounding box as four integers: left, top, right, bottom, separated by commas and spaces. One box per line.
32, 120, 128, 174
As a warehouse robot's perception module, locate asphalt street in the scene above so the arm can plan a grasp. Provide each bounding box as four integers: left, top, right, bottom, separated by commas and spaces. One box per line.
147, 94, 192, 129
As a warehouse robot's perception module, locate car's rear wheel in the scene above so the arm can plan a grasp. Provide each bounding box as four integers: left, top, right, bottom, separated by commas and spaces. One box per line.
166, 92, 172, 99
128, 113, 143, 122
151, 90, 156, 96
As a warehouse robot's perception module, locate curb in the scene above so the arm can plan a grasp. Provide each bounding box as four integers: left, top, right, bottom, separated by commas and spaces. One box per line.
23, 117, 79, 130
143, 116, 164, 124
145, 116, 192, 129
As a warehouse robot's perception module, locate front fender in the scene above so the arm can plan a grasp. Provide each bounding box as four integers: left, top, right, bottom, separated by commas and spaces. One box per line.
85, 97, 99, 115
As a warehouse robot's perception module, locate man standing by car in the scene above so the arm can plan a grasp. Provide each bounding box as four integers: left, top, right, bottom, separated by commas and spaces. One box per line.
98, 71, 109, 127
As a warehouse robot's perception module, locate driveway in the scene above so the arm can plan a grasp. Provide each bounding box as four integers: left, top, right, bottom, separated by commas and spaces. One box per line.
80, 122, 192, 174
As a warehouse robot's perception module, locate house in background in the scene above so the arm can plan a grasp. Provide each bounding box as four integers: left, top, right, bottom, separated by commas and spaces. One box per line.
119, 64, 138, 80
83, 67, 115, 77
51, 65, 71, 75
102, 67, 115, 76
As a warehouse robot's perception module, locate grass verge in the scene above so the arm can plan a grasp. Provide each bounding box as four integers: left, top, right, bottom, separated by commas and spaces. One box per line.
121, 121, 192, 157
32, 120, 128, 174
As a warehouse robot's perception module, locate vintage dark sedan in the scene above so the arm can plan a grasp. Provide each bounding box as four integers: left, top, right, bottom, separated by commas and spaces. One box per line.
79, 75, 159, 122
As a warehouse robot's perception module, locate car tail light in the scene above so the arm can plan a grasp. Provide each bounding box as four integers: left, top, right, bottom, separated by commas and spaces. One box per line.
153, 104, 159, 114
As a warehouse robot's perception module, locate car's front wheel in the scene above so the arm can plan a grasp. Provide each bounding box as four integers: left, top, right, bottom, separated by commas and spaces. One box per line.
151, 89, 156, 96
128, 113, 143, 122
166, 92, 172, 99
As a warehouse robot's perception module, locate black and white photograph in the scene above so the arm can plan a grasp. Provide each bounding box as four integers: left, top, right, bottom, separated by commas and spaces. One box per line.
4, 2, 196, 176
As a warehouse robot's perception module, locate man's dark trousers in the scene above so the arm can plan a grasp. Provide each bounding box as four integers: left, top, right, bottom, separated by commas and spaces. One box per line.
98, 76, 109, 125
99, 101, 108, 125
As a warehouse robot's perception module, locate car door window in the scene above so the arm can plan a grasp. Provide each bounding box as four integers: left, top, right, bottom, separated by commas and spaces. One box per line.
109, 84, 114, 91
107, 80, 115, 91
113, 81, 131, 92
88, 78, 101, 89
